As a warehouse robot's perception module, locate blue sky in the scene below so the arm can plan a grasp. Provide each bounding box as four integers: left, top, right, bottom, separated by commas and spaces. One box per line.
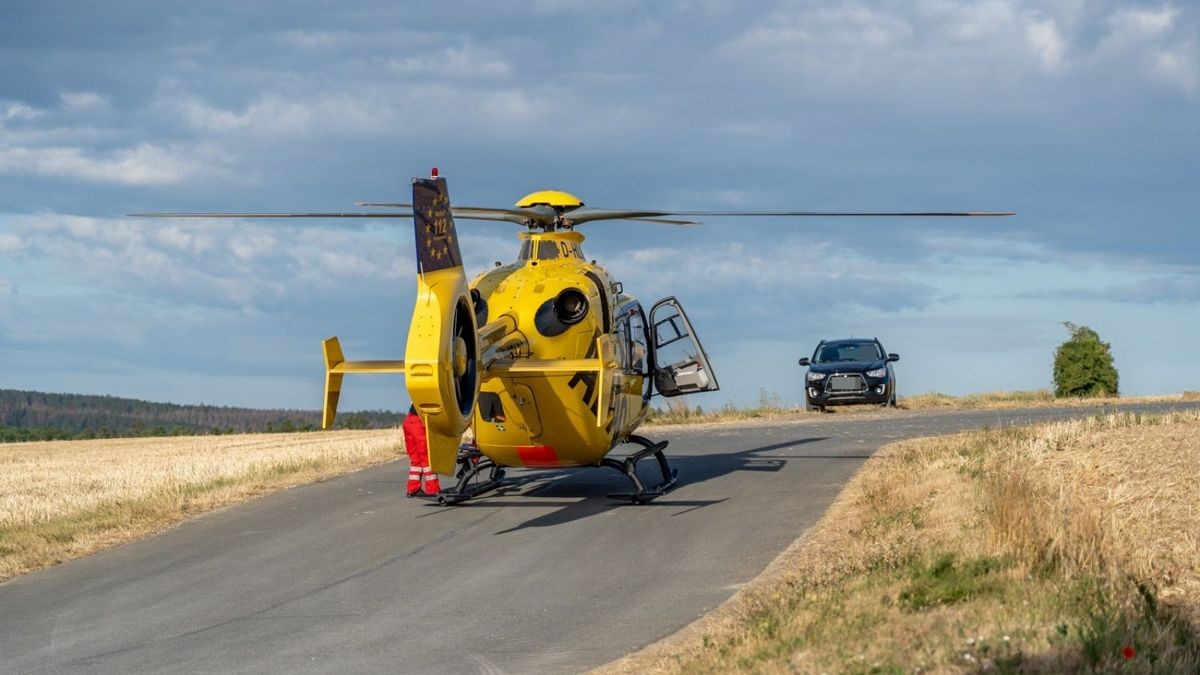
1, 1, 1197, 410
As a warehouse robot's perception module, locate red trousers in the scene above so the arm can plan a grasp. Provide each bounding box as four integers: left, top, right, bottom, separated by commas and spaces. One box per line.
402, 413, 440, 495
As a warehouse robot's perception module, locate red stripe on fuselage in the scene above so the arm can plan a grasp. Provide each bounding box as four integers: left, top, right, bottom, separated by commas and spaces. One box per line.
516, 445, 560, 467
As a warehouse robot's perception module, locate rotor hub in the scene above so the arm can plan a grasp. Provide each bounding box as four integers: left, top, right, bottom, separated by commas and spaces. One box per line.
452, 335, 469, 377
515, 190, 584, 210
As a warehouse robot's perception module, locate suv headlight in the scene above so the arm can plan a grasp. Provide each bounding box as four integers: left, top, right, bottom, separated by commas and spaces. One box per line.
806, 371, 826, 382
866, 368, 887, 378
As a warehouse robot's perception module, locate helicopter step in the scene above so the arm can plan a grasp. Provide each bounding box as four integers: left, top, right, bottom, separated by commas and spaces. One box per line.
601, 435, 678, 504
436, 447, 507, 505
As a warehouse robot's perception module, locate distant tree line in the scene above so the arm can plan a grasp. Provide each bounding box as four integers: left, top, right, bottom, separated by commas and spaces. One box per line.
0, 390, 403, 443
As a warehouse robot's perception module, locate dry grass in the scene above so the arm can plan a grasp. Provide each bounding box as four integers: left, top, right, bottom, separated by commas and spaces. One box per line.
646, 389, 794, 425
599, 410, 1200, 674
899, 389, 1189, 410
901, 389, 1056, 409
646, 390, 1193, 426
0, 430, 403, 581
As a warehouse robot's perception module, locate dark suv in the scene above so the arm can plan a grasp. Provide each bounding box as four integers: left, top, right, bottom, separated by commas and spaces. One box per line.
798, 338, 899, 411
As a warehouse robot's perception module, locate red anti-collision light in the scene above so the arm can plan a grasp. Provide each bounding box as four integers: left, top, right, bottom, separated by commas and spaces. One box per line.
431, 167, 439, 177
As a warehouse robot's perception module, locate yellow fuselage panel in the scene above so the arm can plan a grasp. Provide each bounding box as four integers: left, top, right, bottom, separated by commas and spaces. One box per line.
468, 232, 643, 468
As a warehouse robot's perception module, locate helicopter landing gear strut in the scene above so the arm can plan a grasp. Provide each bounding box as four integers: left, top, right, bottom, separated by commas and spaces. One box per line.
435, 447, 506, 505
601, 435, 678, 504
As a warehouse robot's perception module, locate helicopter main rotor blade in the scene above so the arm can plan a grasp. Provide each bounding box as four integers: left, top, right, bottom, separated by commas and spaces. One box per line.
128, 210, 547, 224
569, 209, 1013, 223
355, 202, 556, 226
453, 207, 550, 225
131, 206, 1011, 226
565, 209, 697, 225
667, 210, 1015, 217
626, 217, 700, 226
129, 212, 414, 218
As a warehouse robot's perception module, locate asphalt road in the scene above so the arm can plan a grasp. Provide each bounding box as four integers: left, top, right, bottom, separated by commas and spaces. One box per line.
2, 402, 1196, 674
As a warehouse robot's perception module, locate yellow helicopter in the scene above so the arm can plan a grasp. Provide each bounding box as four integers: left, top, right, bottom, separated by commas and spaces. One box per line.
135, 170, 1010, 504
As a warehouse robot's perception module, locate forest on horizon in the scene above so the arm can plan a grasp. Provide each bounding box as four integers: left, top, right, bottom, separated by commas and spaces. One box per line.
0, 389, 403, 443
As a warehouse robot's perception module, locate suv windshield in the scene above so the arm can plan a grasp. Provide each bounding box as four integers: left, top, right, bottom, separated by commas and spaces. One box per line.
814, 342, 882, 363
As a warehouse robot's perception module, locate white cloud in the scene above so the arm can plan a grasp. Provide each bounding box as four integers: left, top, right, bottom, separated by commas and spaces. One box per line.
152, 225, 215, 255
605, 237, 939, 314
227, 231, 278, 261
59, 91, 110, 111
1050, 273, 1200, 304
529, 0, 641, 14
726, 4, 915, 58
7, 213, 416, 310
276, 29, 357, 49
0, 143, 227, 186
175, 95, 313, 134
0, 279, 12, 295
273, 28, 442, 51
0, 232, 24, 254
169, 91, 410, 139
388, 43, 513, 79
1100, 5, 1196, 92
720, 1, 1198, 97
1026, 17, 1067, 71
938, 0, 1018, 41
160, 80, 590, 143
1149, 43, 1198, 91
2, 102, 41, 122
719, 2, 1035, 96
1107, 6, 1178, 41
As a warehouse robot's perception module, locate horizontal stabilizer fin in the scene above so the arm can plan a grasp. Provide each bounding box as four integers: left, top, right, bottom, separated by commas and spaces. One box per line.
329, 360, 406, 373
322, 337, 405, 429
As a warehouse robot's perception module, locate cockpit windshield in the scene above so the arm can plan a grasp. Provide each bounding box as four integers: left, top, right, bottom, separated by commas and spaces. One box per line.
518, 239, 585, 261
814, 342, 882, 363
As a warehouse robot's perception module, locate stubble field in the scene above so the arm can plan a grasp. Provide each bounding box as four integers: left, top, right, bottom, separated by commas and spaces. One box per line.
0, 429, 402, 581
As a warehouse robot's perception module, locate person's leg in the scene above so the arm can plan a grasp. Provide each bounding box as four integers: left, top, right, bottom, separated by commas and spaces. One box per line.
421, 466, 441, 494
407, 463, 423, 496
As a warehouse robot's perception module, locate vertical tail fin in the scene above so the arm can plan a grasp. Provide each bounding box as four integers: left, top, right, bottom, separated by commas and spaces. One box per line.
322, 337, 346, 429
404, 175, 480, 474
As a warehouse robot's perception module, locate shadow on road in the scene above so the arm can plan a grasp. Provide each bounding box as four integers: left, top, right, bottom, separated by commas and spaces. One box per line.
453, 436, 854, 534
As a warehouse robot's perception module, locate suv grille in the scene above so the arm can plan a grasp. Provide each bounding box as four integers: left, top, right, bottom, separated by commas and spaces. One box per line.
826, 374, 867, 392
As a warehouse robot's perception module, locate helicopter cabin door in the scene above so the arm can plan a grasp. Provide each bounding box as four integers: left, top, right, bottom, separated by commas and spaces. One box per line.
649, 296, 720, 397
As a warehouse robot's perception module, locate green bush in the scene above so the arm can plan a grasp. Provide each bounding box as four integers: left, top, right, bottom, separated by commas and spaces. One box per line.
1052, 322, 1119, 397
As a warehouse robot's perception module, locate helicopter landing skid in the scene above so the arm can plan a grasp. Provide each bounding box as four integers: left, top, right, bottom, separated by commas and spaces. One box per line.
601, 435, 678, 504
435, 450, 506, 505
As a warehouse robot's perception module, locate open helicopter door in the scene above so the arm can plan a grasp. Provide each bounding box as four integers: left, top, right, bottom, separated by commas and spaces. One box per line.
649, 296, 719, 397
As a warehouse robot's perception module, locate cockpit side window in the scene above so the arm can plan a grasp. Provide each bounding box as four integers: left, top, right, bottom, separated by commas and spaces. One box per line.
627, 308, 649, 376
